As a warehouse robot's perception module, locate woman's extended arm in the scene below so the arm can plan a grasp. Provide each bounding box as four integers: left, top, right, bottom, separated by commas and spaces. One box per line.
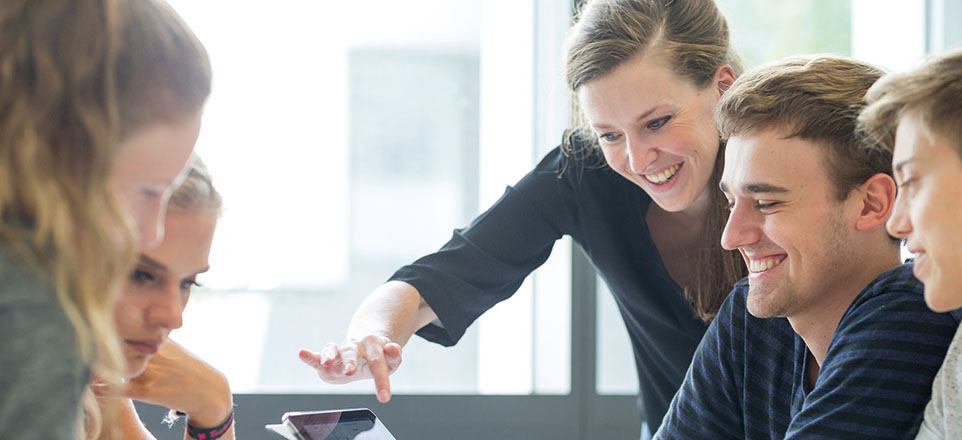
298, 280, 438, 403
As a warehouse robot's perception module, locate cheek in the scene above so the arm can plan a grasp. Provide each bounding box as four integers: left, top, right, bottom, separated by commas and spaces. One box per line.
599, 146, 627, 170
113, 297, 141, 339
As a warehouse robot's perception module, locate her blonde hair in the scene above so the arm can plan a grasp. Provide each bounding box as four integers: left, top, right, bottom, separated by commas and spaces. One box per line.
169, 153, 223, 215
562, 0, 746, 321
0, 0, 210, 437
859, 48, 962, 160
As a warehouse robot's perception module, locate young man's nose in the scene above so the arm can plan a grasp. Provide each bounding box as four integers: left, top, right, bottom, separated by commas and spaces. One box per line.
885, 194, 912, 239
721, 201, 761, 251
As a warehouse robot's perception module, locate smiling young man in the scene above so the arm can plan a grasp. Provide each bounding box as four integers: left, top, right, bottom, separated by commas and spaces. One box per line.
859, 48, 962, 440
653, 56, 960, 440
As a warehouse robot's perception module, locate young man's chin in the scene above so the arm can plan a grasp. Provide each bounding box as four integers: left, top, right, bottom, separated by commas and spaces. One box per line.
924, 283, 962, 313
746, 287, 790, 319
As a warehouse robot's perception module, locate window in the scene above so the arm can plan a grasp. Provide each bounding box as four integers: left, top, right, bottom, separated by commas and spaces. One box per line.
137, 2, 942, 439
167, 0, 575, 399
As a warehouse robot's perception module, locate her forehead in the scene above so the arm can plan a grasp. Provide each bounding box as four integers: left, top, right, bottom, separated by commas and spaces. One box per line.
140, 209, 216, 275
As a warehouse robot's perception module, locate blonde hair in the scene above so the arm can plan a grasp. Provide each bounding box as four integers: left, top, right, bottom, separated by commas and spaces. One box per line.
716, 56, 890, 200
0, 0, 210, 437
562, 0, 746, 321
859, 48, 962, 159
169, 153, 223, 215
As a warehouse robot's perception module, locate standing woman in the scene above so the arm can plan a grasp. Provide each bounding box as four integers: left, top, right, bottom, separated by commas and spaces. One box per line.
300, 0, 746, 434
0, 0, 211, 438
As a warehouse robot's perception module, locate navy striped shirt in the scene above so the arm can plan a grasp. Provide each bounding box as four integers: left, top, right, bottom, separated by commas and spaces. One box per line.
655, 263, 960, 439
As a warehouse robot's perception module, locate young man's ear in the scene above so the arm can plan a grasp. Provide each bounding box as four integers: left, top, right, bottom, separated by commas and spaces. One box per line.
715, 63, 736, 95
854, 173, 897, 232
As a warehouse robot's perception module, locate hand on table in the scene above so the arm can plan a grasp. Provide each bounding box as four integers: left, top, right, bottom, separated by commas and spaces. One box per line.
124, 339, 233, 429
298, 335, 403, 403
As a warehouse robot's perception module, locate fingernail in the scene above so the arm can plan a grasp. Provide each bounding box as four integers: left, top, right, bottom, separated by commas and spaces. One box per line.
377, 390, 390, 402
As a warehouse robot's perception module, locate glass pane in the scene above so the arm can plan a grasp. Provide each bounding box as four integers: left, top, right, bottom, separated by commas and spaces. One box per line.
169, 0, 487, 394
168, 0, 571, 396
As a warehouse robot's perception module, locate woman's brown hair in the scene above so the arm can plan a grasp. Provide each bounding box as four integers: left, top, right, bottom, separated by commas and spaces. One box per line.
562, 0, 746, 321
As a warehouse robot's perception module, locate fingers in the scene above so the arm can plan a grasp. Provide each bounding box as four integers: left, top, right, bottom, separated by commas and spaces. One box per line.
320, 343, 339, 366
301, 337, 402, 399
339, 342, 360, 376
384, 342, 403, 371
298, 349, 323, 369
358, 337, 392, 403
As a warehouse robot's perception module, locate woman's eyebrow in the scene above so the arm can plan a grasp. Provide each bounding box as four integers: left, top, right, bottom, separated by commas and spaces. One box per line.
138, 254, 167, 271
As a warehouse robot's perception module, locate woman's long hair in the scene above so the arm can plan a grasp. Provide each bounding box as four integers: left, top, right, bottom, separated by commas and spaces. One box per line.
563, 0, 747, 321
0, 0, 210, 437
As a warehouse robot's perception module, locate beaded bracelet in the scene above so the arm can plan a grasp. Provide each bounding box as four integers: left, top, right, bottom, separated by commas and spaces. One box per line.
186, 411, 234, 440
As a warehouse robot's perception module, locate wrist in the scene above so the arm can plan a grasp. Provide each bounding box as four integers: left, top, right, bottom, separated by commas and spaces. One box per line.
186, 410, 234, 440
185, 394, 233, 429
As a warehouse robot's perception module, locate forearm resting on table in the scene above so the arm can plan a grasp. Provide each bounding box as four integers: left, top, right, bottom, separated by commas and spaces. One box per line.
114, 398, 236, 440
346, 280, 437, 346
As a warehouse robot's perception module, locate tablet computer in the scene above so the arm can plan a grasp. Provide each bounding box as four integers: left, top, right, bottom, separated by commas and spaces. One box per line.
266, 408, 396, 440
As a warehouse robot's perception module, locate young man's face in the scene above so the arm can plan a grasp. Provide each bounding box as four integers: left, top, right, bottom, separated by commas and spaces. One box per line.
720, 129, 857, 319
887, 112, 962, 312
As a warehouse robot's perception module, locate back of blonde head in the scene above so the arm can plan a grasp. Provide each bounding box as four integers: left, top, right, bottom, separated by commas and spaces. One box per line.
0, 0, 210, 437
169, 153, 223, 215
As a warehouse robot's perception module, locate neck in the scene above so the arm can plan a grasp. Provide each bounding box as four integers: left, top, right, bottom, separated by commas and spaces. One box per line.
790, 244, 902, 376
652, 181, 714, 229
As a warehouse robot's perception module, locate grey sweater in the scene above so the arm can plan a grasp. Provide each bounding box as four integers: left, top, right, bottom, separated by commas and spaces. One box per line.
0, 246, 89, 439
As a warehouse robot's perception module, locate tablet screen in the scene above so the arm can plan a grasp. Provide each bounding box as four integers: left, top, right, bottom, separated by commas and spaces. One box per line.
286, 409, 396, 440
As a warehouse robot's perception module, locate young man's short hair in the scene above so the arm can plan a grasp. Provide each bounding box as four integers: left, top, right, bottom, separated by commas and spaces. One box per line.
715, 56, 890, 201
859, 47, 962, 160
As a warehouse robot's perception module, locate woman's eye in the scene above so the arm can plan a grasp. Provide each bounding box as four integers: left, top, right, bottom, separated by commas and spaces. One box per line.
647, 116, 671, 130
598, 132, 620, 143
130, 269, 155, 284
141, 188, 162, 200
180, 279, 202, 291
725, 200, 735, 211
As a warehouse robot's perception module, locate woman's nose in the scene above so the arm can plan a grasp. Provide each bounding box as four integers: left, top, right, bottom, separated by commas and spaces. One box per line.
625, 135, 657, 175
146, 284, 184, 330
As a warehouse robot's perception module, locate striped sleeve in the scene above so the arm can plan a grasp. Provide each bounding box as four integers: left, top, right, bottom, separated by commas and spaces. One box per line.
785, 274, 957, 439
654, 288, 746, 440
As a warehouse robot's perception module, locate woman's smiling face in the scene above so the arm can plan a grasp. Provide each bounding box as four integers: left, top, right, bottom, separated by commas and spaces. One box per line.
577, 51, 732, 213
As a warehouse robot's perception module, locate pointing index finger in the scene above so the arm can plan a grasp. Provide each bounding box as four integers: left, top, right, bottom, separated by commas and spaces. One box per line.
360, 339, 392, 403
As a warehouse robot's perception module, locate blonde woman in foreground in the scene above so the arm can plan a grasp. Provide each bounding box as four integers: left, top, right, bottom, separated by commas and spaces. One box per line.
0, 0, 210, 438
860, 47, 962, 440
